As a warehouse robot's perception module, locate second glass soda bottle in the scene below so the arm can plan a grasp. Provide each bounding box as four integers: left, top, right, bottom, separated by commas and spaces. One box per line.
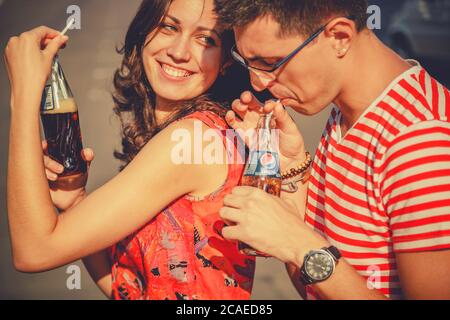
239, 112, 282, 257
40, 55, 87, 190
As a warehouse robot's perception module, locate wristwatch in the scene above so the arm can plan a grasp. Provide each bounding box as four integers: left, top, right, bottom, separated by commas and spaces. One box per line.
299, 246, 341, 286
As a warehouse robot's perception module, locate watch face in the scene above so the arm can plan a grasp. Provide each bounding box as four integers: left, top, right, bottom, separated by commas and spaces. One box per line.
305, 251, 334, 281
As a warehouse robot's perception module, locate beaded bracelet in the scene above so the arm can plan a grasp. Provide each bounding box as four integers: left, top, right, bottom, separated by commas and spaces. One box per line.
280, 152, 312, 193
281, 152, 312, 180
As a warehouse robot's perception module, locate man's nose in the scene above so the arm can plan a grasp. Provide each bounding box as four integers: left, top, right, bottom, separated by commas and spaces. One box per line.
167, 37, 191, 62
249, 69, 275, 92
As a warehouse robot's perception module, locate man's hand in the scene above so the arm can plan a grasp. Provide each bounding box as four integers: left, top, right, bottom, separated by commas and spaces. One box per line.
226, 91, 307, 170
220, 186, 328, 264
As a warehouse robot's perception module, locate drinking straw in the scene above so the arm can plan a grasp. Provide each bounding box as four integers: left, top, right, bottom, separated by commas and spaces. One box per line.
60, 17, 75, 36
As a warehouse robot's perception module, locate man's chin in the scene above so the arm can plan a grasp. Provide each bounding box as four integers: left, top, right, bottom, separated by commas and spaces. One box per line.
280, 98, 299, 108
283, 99, 325, 116
281, 99, 307, 113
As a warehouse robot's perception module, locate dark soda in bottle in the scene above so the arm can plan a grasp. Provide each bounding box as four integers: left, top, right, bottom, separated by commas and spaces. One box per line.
40, 56, 87, 190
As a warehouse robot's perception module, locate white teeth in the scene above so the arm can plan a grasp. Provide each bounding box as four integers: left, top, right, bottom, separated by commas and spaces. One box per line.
161, 64, 193, 78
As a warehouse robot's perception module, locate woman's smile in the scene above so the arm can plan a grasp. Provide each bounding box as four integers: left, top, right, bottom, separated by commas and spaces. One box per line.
158, 61, 196, 82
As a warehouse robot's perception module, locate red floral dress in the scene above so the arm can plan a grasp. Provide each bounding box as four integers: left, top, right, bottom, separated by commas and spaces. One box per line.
109, 110, 256, 300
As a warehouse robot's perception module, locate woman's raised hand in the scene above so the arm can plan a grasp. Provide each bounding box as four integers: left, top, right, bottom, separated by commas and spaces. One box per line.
42, 140, 94, 211
4, 26, 69, 108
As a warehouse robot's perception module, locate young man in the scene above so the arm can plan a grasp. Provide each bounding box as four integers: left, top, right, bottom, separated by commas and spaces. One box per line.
216, 0, 450, 299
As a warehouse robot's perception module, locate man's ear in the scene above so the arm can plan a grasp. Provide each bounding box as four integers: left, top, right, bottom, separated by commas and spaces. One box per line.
325, 17, 356, 58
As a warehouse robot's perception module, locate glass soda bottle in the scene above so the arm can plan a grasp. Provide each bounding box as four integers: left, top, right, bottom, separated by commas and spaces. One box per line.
40, 55, 87, 190
239, 112, 282, 257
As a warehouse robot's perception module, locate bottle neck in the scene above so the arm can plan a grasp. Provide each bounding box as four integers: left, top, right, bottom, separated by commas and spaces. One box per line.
256, 113, 275, 151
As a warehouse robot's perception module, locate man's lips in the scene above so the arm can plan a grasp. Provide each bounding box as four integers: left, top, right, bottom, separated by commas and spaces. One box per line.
271, 94, 290, 102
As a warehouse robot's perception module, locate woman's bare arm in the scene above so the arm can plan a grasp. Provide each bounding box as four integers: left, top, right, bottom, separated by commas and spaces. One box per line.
60, 195, 112, 299
8, 112, 219, 272
82, 250, 112, 299
4, 25, 227, 276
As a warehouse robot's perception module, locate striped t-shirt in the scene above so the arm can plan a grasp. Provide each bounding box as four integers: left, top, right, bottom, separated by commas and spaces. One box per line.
305, 62, 450, 299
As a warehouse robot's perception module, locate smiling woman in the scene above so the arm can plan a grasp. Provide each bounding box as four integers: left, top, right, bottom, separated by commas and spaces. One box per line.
5, 0, 256, 300
113, 0, 237, 169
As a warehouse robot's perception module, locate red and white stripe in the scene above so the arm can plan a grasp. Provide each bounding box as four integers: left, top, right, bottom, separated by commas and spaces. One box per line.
305, 64, 450, 300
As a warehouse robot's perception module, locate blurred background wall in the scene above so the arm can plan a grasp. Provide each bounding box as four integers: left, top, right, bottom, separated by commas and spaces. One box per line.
0, 0, 449, 300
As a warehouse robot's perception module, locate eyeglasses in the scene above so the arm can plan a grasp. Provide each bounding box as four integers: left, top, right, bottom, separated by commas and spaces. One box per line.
231, 16, 355, 74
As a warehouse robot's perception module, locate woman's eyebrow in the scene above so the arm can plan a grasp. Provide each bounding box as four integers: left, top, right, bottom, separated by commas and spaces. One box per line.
166, 15, 181, 24
166, 14, 220, 38
196, 26, 220, 38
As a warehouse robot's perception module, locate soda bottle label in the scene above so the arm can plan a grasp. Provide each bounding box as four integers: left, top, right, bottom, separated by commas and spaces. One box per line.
41, 84, 55, 112
244, 150, 281, 178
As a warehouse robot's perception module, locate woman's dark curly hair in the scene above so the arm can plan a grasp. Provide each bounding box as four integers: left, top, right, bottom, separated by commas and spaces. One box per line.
112, 0, 248, 171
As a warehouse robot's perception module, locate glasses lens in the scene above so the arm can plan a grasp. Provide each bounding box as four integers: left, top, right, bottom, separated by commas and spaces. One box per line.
231, 49, 246, 66
231, 46, 275, 72
249, 61, 276, 72
250, 68, 275, 81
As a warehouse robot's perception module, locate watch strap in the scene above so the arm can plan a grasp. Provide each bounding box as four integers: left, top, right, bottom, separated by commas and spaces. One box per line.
299, 246, 341, 286
324, 246, 341, 262
299, 265, 312, 285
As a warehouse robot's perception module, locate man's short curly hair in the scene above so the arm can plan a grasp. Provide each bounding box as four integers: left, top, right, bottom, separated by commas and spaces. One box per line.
214, 0, 368, 37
